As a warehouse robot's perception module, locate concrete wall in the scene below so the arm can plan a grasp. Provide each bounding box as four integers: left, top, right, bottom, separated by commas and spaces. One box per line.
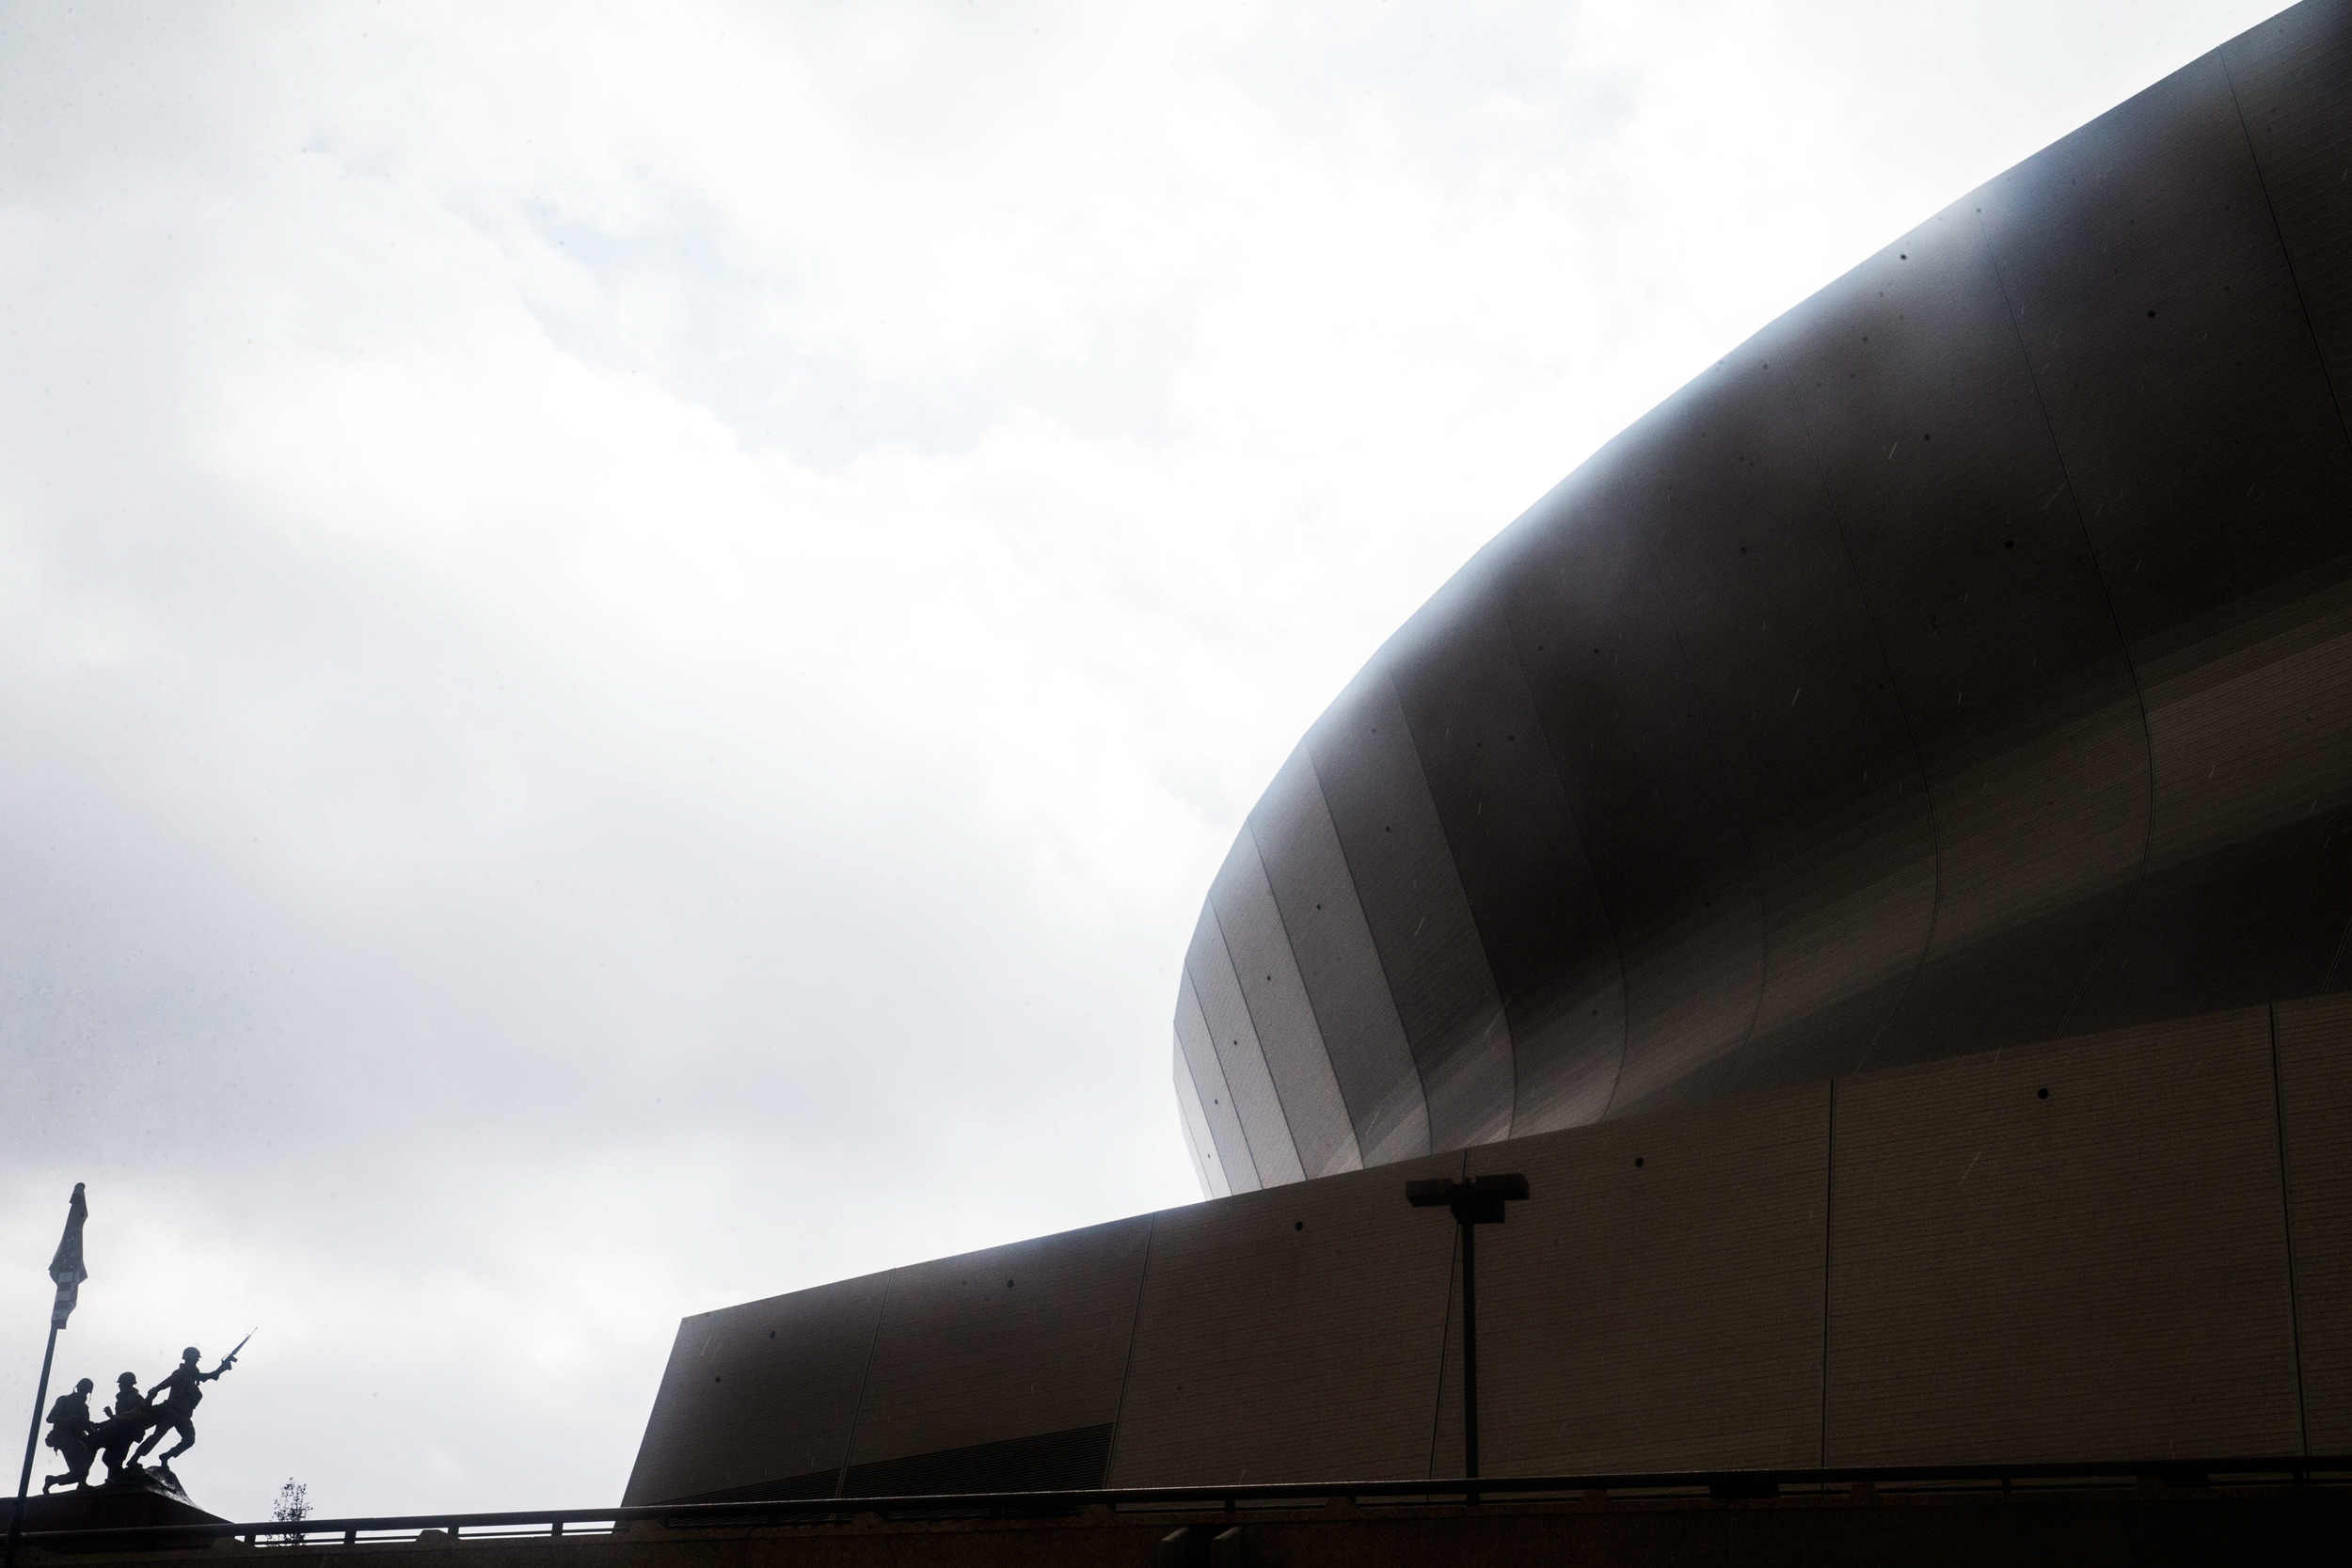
1104, 1150, 1465, 1487
628, 994, 2352, 1500
2278, 991, 2352, 1449
841, 1219, 1151, 1495
1826, 1007, 2301, 1464
1432, 1083, 1832, 1476
627, 1273, 884, 1505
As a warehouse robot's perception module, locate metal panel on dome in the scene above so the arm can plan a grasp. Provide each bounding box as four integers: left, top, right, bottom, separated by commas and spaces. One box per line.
1186, 907, 1307, 1189
2230, 0, 2352, 394
1207, 832, 1363, 1180
2112, 580, 2352, 1005
1985, 55, 2352, 654
1982, 52, 2352, 1026
1384, 560, 1625, 1137
2174, 0, 2352, 996
1491, 453, 1765, 1119
1308, 667, 1517, 1149
1628, 330, 1937, 1100
1248, 744, 1432, 1165
1788, 201, 2148, 1069
1175, 974, 1261, 1194
1173, 1047, 1229, 1199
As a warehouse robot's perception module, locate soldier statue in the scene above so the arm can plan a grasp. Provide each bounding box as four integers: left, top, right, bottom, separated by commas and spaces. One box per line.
38, 1378, 96, 1493
89, 1372, 153, 1482
129, 1342, 241, 1481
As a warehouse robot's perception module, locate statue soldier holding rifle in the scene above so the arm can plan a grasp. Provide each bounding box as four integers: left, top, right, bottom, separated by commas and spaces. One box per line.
8, 1185, 260, 1568
130, 1334, 249, 1483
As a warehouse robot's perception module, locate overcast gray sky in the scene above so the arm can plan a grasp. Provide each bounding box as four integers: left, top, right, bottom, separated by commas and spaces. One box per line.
0, 0, 2293, 1523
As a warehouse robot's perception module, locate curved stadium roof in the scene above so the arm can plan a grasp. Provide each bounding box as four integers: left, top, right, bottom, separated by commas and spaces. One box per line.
1176, 8, 2352, 1196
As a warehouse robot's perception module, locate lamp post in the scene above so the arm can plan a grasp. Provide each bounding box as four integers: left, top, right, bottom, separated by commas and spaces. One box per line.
1406, 1173, 1527, 1495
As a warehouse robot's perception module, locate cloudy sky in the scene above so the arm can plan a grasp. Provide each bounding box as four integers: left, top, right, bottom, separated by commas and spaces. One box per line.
0, 0, 2293, 1524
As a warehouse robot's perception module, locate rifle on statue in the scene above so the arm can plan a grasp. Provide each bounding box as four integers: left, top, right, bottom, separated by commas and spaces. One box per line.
215, 1330, 257, 1377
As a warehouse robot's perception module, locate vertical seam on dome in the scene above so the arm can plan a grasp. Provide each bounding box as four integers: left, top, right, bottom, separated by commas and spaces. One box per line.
1181, 962, 1268, 1192
1307, 725, 1441, 1152
1490, 547, 1635, 1125
1223, 842, 1365, 1176
1206, 901, 1307, 1183
1384, 621, 1530, 1143
1172, 1036, 1222, 1198
1629, 452, 1774, 1085
1373, 653, 1518, 1148
1976, 207, 2157, 1039
2222, 52, 2352, 462
1794, 378, 1946, 1078
1241, 815, 1370, 1172
2222, 51, 2352, 999
1179, 970, 1263, 1192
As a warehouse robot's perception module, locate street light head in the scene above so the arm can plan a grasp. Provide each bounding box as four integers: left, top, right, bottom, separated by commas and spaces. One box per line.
1405, 1180, 1457, 1208
1404, 1173, 1531, 1223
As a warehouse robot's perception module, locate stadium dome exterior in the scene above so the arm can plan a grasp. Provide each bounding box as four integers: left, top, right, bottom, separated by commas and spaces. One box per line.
1174, 6, 2352, 1196
628, 8, 2352, 1507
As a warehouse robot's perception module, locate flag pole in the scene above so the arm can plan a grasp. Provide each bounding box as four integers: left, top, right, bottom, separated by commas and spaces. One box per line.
3, 1320, 60, 1568
7, 1185, 87, 1568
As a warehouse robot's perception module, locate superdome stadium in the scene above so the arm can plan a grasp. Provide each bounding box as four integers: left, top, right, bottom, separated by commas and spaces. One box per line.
1170, 23, 2352, 1195
622, 0, 2352, 1508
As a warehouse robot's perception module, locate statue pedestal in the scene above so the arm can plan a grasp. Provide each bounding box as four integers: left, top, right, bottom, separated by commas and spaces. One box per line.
12, 1471, 227, 1550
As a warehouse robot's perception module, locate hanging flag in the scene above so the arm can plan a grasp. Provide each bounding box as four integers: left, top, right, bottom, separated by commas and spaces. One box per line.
48, 1183, 88, 1329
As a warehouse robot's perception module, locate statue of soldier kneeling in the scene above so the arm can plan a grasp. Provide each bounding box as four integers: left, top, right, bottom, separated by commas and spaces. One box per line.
40, 1379, 96, 1493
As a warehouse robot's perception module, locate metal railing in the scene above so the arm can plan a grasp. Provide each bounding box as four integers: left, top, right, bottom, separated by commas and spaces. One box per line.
18, 1454, 2352, 1552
